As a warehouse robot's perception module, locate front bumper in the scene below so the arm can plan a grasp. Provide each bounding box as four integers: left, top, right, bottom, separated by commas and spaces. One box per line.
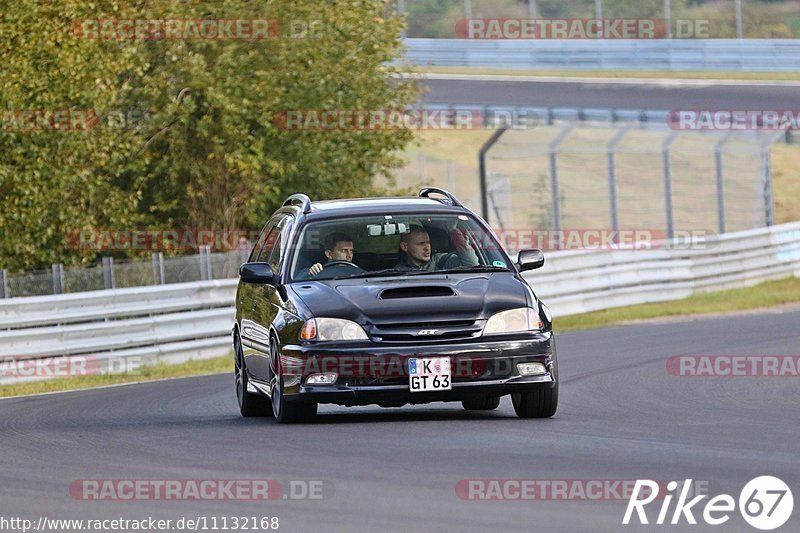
277, 332, 556, 407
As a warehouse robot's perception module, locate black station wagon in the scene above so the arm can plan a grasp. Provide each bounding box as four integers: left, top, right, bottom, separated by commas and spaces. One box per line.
233, 188, 558, 423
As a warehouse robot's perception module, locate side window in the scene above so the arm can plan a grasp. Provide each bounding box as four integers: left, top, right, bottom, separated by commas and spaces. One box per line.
266, 216, 294, 273
256, 226, 280, 263
248, 224, 271, 263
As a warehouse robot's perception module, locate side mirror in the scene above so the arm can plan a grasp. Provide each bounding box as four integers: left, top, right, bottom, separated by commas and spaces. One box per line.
517, 249, 545, 272
239, 262, 275, 285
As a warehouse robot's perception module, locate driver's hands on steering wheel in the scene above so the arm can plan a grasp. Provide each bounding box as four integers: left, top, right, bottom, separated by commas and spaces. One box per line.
308, 262, 324, 276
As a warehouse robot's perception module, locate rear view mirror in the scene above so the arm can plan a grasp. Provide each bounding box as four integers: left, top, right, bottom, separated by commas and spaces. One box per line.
239, 262, 275, 284
517, 249, 545, 272
367, 222, 410, 237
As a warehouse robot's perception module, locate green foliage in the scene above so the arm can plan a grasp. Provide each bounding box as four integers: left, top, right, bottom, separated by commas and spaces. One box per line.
0, 0, 416, 271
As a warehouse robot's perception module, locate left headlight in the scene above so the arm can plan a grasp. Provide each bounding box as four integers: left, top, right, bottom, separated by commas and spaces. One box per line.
483, 307, 542, 335
299, 318, 369, 341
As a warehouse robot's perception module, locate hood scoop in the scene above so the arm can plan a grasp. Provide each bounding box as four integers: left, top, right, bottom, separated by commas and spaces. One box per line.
379, 286, 455, 299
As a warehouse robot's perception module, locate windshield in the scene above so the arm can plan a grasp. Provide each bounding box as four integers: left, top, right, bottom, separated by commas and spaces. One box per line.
289, 213, 511, 281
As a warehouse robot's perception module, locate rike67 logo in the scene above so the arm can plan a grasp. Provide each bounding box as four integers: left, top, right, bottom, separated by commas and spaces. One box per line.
623, 477, 794, 530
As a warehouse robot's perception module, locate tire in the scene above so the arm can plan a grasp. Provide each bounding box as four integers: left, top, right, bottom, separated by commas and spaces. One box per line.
512, 385, 558, 418
270, 337, 317, 424
462, 396, 501, 411
234, 335, 271, 417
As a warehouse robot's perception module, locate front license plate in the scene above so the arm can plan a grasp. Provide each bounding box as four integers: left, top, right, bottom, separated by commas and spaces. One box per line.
409, 357, 452, 392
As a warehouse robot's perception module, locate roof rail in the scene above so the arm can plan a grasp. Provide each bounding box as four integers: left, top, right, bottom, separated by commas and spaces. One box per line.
419, 187, 463, 207
283, 193, 312, 214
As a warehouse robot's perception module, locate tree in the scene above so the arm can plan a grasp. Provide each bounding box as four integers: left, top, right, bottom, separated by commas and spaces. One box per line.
0, 0, 416, 271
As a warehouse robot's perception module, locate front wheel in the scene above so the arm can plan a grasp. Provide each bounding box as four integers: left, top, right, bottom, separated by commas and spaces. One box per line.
269, 338, 317, 424
234, 336, 271, 417
462, 396, 501, 411
512, 385, 558, 418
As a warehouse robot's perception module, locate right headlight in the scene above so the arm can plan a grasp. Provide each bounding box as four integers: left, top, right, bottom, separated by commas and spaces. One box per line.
483, 307, 542, 335
299, 318, 368, 341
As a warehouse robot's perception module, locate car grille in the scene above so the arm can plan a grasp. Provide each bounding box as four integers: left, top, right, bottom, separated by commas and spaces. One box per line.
368, 319, 484, 343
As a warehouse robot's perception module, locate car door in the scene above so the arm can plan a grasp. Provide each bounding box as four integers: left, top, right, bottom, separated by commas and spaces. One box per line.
239, 217, 282, 381
246, 214, 294, 381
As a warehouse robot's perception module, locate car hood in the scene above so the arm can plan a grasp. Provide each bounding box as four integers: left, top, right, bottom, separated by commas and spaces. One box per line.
288, 272, 531, 325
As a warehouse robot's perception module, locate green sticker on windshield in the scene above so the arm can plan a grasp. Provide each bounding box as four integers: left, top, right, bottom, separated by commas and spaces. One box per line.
492, 260, 507, 268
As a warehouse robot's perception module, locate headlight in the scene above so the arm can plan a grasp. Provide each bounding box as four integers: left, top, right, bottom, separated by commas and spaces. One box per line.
483, 308, 542, 335
299, 318, 368, 341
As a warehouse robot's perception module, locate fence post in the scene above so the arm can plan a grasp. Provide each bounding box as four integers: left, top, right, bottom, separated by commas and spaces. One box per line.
607, 125, 632, 239
52, 263, 64, 294
478, 126, 509, 221
0, 269, 8, 299
152, 252, 165, 285
102, 256, 115, 289
199, 246, 212, 281
548, 124, 576, 247
662, 132, 679, 240
714, 133, 733, 234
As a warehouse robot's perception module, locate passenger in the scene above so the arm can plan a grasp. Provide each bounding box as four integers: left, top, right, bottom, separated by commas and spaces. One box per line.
394, 224, 478, 271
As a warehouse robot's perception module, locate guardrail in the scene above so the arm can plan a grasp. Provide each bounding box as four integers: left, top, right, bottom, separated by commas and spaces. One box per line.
0, 280, 237, 384
527, 221, 800, 315
403, 38, 800, 72
1, 222, 798, 384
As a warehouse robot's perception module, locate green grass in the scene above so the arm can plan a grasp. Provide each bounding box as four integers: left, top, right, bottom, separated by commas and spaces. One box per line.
556, 276, 800, 332
3, 277, 800, 398
0, 354, 232, 398
408, 66, 800, 81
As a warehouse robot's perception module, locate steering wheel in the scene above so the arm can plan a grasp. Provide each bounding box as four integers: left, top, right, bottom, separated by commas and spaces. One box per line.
325, 260, 361, 268
322, 260, 365, 274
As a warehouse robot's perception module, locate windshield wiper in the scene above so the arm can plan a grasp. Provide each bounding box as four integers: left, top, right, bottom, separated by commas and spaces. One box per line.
405, 265, 511, 276
338, 268, 413, 279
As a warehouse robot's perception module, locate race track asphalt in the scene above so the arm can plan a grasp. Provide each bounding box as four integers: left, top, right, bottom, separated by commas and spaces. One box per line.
1, 308, 798, 532
421, 76, 800, 110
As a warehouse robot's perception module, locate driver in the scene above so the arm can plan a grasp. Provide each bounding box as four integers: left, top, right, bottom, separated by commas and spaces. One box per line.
395, 224, 478, 271
308, 231, 355, 276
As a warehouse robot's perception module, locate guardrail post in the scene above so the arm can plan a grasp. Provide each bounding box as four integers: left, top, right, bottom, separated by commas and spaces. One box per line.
102, 256, 115, 289
662, 132, 679, 240
52, 263, 64, 294
761, 143, 775, 227
714, 133, 733, 234
199, 246, 212, 281
607, 125, 633, 239
0, 269, 8, 299
152, 252, 165, 285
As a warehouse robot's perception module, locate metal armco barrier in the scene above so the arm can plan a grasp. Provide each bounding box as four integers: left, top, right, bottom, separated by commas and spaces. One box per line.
0, 280, 237, 384
1, 222, 799, 384
525, 221, 800, 316
403, 39, 800, 72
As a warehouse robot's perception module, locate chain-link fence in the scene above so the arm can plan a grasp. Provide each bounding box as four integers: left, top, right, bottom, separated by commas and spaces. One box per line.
400, 0, 800, 39
390, 117, 784, 245
0, 248, 249, 299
